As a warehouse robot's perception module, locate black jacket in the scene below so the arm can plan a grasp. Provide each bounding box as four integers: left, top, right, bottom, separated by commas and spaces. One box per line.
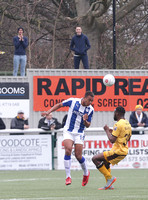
70, 33, 91, 55
10, 116, 28, 129
38, 117, 62, 131
0, 118, 6, 129
129, 111, 148, 134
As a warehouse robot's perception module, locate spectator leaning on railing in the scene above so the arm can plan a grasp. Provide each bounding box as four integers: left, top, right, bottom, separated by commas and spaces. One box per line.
129, 104, 148, 135
38, 112, 62, 147
10, 110, 29, 135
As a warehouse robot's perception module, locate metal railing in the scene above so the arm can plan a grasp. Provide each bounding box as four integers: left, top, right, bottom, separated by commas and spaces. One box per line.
0, 127, 147, 134
0, 127, 147, 169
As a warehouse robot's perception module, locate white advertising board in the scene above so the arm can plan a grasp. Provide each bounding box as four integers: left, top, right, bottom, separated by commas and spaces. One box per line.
0, 82, 29, 118
0, 99, 29, 118
0, 135, 52, 170
57, 135, 148, 169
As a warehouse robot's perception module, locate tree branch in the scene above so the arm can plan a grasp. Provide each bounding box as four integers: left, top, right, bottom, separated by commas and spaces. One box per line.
106, 0, 144, 29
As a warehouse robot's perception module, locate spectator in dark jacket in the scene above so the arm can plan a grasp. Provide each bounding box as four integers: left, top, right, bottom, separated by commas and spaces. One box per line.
70, 26, 91, 69
129, 104, 148, 134
38, 112, 62, 130
38, 113, 62, 147
13, 27, 28, 76
0, 118, 6, 129
10, 110, 29, 135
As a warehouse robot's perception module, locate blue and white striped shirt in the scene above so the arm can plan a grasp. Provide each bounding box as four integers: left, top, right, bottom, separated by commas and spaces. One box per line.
62, 98, 94, 134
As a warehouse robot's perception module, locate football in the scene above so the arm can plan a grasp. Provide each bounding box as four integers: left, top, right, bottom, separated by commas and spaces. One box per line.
103, 74, 115, 86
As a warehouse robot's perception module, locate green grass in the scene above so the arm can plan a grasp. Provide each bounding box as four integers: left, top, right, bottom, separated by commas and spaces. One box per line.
0, 169, 147, 200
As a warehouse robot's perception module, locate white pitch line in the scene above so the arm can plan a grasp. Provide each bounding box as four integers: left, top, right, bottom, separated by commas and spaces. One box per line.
1, 176, 99, 183
1, 178, 60, 182
0, 196, 148, 200
0, 177, 87, 182
0, 198, 86, 200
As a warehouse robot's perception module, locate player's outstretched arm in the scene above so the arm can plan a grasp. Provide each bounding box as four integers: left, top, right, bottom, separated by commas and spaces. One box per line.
41, 103, 63, 117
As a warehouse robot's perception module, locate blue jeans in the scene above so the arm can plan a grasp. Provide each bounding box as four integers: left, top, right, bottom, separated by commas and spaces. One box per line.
74, 54, 89, 69
13, 55, 27, 76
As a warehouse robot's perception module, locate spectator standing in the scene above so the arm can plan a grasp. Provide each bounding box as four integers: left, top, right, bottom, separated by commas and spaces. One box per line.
13, 27, 28, 76
70, 27, 91, 69
38, 112, 62, 147
10, 110, 29, 135
129, 104, 148, 134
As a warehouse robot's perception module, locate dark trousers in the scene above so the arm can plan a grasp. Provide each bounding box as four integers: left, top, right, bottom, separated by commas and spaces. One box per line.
74, 54, 89, 69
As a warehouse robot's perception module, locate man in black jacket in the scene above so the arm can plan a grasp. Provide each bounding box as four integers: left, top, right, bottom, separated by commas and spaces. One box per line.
70, 27, 91, 69
38, 113, 62, 147
10, 110, 29, 135
129, 104, 148, 134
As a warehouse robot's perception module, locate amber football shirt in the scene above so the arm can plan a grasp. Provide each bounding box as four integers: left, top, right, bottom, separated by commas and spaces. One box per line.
112, 119, 132, 155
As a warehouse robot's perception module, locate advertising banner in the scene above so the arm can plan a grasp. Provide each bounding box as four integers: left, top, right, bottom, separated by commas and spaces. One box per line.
0, 82, 29, 118
0, 135, 52, 170
57, 135, 148, 169
33, 76, 148, 112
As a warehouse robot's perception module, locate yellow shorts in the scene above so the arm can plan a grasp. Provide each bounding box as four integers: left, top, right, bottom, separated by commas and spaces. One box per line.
103, 149, 127, 165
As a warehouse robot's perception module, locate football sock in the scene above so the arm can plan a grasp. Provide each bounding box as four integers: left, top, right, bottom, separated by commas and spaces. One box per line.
64, 155, 71, 178
105, 168, 111, 182
97, 164, 112, 180
79, 156, 88, 176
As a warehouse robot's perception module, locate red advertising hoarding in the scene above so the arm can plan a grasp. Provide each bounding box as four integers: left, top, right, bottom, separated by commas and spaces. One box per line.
33, 76, 148, 111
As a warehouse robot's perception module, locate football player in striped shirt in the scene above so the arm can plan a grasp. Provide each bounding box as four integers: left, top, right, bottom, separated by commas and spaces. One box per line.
41, 91, 94, 186
92, 106, 132, 190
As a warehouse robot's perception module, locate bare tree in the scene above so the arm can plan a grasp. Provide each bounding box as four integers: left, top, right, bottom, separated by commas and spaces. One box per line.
0, 0, 147, 72
52, 0, 63, 68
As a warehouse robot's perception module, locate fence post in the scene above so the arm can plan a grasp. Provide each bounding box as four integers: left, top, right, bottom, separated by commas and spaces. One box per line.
51, 131, 58, 170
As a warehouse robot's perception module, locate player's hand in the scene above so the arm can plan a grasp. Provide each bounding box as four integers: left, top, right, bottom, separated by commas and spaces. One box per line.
83, 113, 88, 121
104, 125, 109, 132
41, 111, 48, 117
109, 128, 113, 133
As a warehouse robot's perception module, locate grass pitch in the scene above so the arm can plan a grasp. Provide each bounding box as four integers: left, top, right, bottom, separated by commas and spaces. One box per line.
0, 169, 147, 200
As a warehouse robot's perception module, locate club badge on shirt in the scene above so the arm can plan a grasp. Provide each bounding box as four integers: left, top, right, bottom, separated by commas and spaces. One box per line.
114, 126, 117, 131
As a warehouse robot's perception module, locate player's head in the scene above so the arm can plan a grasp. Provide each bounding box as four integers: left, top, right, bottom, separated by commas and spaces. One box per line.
82, 91, 94, 106
76, 26, 82, 35
114, 106, 125, 121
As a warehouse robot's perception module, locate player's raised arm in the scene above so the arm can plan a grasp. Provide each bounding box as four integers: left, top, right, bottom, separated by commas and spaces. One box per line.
41, 102, 63, 117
